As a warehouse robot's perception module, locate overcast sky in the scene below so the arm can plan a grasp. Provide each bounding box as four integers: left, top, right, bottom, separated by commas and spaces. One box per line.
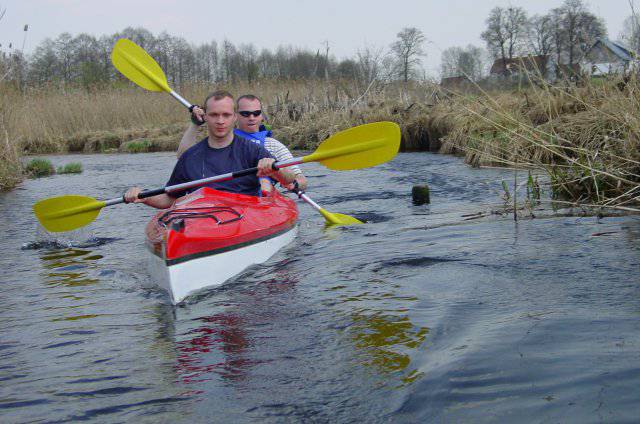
0, 0, 635, 76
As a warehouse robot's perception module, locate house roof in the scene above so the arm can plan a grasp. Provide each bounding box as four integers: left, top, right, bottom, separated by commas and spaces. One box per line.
490, 55, 549, 75
587, 38, 635, 62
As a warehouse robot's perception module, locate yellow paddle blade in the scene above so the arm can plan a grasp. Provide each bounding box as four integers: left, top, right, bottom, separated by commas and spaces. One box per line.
33, 195, 106, 233
304, 121, 400, 170
111, 38, 170, 92
319, 208, 364, 226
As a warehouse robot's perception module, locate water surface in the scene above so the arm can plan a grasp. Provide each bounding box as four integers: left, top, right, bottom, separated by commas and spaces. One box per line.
1, 152, 639, 423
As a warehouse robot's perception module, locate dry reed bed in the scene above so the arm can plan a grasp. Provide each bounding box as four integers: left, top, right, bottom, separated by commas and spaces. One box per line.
1, 78, 639, 210
431, 77, 640, 209
0, 92, 22, 189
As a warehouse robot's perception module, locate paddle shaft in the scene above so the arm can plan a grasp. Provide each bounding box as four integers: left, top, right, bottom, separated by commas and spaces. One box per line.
292, 190, 323, 213
169, 90, 192, 109
105, 157, 303, 205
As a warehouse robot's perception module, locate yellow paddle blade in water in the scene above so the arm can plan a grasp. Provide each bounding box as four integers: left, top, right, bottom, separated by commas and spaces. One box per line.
304, 121, 401, 170
33, 195, 106, 233
111, 38, 170, 92
319, 208, 364, 226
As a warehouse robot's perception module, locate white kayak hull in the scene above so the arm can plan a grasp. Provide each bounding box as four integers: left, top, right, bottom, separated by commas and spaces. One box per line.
148, 225, 298, 304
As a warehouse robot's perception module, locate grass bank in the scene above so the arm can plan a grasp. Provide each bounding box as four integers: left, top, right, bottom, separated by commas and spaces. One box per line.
2, 77, 638, 210
3, 79, 436, 155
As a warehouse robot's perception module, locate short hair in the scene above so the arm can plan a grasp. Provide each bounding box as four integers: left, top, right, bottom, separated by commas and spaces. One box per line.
237, 94, 262, 108
203, 90, 235, 111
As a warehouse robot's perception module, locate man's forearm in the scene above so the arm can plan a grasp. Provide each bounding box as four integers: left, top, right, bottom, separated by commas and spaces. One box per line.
143, 193, 176, 209
274, 168, 296, 186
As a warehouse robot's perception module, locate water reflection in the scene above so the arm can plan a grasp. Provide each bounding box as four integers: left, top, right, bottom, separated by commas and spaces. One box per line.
158, 272, 299, 389
40, 248, 102, 288
38, 248, 104, 319
332, 279, 429, 386
350, 311, 428, 384
174, 312, 251, 385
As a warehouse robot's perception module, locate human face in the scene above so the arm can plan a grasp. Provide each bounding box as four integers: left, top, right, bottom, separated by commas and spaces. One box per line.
204, 96, 236, 140
236, 98, 263, 133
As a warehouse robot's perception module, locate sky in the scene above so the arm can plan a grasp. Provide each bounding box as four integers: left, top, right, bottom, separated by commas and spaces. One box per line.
0, 0, 635, 77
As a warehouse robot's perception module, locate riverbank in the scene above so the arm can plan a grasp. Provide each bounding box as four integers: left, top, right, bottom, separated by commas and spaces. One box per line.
2, 77, 639, 209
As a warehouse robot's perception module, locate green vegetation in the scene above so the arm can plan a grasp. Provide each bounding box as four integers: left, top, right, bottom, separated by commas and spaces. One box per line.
123, 139, 152, 153
57, 162, 82, 174
24, 158, 55, 177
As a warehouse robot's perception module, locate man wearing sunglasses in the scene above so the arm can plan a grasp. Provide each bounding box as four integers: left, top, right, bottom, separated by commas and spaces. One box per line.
178, 94, 308, 192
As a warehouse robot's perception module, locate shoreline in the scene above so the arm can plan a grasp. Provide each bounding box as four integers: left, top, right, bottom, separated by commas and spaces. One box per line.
2, 78, 639, 210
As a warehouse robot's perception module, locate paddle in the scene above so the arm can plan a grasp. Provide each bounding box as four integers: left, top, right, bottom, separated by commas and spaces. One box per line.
111, 38, 195, 111
33, 122, 400, 232
111, 38, 366, 226
291, 188, 363, 226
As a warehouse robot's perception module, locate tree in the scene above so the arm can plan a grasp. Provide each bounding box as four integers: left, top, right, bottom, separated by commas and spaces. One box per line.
440, 45, 487, 80
238, 43, 258, 83
336, 58, 358, 79
28, 39, 58, 84
390, 27, 426, 82
481, 6, 528, 62
194, 41, 218, 83
356, 44, 385, 84
553, 0, 606, 65
620, 14, 640, 53
528, 14, 554, 56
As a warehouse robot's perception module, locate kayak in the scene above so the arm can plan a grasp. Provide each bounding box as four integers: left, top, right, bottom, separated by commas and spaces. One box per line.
145, 187, 298, 304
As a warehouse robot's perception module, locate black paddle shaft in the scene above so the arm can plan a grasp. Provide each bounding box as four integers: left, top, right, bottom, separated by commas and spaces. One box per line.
134, 162, 281, 200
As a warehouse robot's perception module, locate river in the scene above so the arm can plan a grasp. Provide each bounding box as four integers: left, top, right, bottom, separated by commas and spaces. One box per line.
1, 152, 639, 423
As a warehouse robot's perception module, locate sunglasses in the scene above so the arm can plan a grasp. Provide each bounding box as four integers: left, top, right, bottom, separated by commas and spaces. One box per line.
238, 110, 262, 117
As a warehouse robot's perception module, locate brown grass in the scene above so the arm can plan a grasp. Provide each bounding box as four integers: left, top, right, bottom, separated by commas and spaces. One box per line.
0, 86, 22, 189
2, 76, 639, 211
432, 74, 640, 210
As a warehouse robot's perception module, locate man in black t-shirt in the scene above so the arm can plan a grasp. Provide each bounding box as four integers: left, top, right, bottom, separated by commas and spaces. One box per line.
124, 91, 295, 208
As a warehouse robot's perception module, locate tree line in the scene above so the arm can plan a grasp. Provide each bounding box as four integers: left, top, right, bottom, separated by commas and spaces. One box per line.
0, 23, 430, 89
3, 0, 635, 88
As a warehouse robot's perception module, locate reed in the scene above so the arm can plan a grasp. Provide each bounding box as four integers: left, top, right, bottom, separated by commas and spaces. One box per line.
3, 76, 639, 210
433, 73, 640, 210
5, 79, 436, 155
0, 85, 22, 189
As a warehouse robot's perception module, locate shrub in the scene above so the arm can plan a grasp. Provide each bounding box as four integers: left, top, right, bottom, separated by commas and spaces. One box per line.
57, 162, 83, 174
123, 139, 152, 153
24, 158, 55, 177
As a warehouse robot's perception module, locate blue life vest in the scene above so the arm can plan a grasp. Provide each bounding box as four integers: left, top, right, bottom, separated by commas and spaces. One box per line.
233, 128, 274, 195
234, 128, 269, 147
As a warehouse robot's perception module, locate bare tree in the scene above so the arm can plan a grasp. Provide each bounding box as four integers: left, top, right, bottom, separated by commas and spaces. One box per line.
481, 6, 528, 62
356, 44, 385, 84
555, 0, 606, 65
620, 14, 640, 52
390, 27, 426, 82
440, 45, 486, 80
238, 43, 258, 83
528, 14, 554, 56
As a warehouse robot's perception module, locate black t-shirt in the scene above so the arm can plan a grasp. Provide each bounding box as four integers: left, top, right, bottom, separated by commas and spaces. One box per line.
166, 136, 273, 198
